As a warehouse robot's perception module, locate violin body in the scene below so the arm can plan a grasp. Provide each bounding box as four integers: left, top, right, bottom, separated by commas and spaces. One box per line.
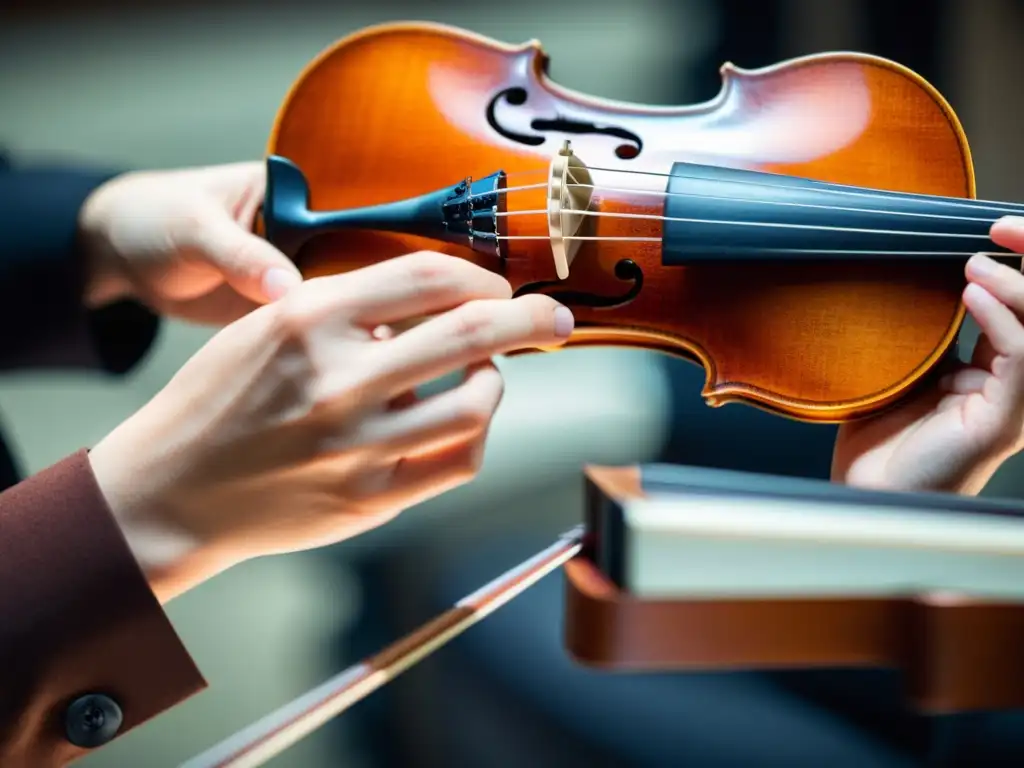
266, 21, 989, 422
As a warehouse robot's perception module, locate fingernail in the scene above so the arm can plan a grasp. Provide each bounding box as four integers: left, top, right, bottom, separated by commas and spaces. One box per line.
554, 306, 575, 337
263, 268, 302, 300
963, 282, 991, 305
967, 253, 996, 278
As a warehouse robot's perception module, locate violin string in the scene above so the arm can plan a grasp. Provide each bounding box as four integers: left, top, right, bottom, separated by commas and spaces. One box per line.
577, 164, 1024, 216
566, 184, 1002, 224
492, 232, 974, 250
491, 181, 1020, 225
499, 182, 548, 195
499, 235, 661, 242
469, 161, 1019, 255
494, 235, 988, 255
478, 166, 1023, 219
493, 207, 994, 240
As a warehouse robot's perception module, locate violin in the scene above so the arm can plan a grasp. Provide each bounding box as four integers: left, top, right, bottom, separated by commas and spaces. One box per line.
259, 20, 1023, 423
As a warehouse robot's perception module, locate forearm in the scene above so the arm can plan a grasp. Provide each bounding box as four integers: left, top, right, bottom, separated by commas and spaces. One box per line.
832, 434, 1014, 497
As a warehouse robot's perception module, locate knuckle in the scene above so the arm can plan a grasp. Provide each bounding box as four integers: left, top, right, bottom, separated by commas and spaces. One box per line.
225, 240, 263, 274
996, 267, 1024, 306
271, 288, 320, 339
402, 250, 458, 281
451, 301, 499, 350
458, 387, 502, 430
404, 252, 463, 294
990, 356, 1016, 384
403, 249, 451, 270
401, 251, 512, 299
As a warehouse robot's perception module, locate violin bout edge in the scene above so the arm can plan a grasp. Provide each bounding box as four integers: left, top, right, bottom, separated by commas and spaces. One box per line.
527, 324, 957, 424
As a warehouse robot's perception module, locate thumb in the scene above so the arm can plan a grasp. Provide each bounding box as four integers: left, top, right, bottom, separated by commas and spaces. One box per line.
191, 211, 303, 303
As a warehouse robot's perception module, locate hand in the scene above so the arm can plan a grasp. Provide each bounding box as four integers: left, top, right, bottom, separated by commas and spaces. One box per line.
832, 216, 1024, 495
86, 251, 575, 601
78, 161, 302, 324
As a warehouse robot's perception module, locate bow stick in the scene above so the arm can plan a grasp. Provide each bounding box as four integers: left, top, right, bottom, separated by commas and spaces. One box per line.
180, 526, 585, 768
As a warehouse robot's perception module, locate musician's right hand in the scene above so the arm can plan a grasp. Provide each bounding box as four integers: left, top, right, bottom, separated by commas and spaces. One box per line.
833, 216, 1024, 495
86, 250, 575, 602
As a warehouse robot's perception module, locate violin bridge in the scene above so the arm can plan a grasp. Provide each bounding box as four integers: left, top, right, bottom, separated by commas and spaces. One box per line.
547, 140, 594, 279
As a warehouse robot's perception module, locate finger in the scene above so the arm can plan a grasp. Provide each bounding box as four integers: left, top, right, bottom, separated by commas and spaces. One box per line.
182, 211, 303, 304
961, 282, 1024, 358
966, 253, 1024, 314
301, 250, 513, 327
936, 392, 964, 413
991, 216, 1024, 254
380, 435, 487, 510
401, 363, 504, 459
366, 294, 574, 400
327, 363, 504, 461
938, 366, 989, 395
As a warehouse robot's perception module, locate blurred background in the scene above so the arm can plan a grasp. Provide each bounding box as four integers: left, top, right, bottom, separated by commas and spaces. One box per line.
3, 0, 1023, 765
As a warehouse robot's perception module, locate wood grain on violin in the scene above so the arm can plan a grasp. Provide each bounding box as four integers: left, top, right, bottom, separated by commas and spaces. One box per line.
567, 464, 1024, 713
261, 21, 1024, 422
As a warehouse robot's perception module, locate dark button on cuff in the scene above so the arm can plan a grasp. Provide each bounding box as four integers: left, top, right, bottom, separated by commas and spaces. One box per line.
64, 693, 123, 748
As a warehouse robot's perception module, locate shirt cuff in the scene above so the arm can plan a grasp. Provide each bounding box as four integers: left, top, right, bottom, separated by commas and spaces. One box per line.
0, 449, 207, 765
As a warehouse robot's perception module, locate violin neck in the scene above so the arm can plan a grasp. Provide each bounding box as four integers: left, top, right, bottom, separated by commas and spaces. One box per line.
660, 162, 1023, 264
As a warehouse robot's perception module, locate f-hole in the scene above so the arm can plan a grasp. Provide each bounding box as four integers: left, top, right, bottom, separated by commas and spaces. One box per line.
513, 259, 644, 309
486, 87, 643, 160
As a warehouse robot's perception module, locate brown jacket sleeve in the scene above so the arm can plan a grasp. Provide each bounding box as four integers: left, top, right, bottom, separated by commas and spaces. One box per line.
0, 449, 207, 766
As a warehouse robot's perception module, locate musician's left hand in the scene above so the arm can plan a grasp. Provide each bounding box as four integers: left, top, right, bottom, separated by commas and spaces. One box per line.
78, 161, 303, 324
832, 216, 1024, 495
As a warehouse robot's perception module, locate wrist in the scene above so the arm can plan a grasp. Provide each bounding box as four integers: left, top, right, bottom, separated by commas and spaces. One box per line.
954, 449, 1013, 496
78, 177, 134, 308
87, 412, 225, 602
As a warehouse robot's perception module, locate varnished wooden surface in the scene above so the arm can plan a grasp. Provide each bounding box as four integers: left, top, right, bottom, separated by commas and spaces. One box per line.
268, 22, 973, 422
563, 556, 1024, 713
